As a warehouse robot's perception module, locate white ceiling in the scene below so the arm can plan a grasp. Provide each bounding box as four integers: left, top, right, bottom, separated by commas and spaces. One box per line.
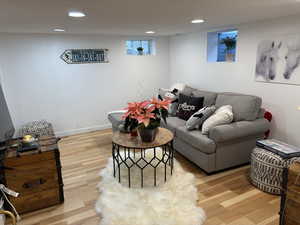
1, 0, 300, 36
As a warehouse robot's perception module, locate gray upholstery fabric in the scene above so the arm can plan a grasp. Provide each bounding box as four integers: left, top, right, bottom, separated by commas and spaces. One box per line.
108, 112, 124, 131
186, 106, 216, 130
174, 138, 216, 173
176, 126, 216, 154
215, 93, 262, 121
257, 108, 265, 119
191, 90, 218, 107
215, 135, 261, 171
209, 118, 270, 143
162, 116, 186, 134
175, 132, 263, 173
180, 85, 195, 96
181, 86, 218, 107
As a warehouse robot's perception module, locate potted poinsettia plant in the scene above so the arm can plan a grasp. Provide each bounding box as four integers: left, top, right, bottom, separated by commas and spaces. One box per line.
123, 97, 171, 142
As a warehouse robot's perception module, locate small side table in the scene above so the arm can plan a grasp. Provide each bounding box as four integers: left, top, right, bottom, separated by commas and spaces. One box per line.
111, 127, 174, 188
0, 136, 64, 214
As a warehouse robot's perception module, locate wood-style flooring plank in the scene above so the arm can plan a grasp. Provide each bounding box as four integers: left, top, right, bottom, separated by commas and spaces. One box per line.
16, 130, 279, 225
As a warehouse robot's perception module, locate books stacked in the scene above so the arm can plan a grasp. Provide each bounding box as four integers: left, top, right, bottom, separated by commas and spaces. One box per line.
256, 139, 300, 159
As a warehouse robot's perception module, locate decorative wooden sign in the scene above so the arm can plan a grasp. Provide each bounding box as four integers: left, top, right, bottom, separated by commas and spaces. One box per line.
61, 49, 109, 64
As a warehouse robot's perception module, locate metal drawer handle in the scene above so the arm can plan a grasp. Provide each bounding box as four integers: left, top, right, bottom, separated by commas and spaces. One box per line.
23, 178, 46, 189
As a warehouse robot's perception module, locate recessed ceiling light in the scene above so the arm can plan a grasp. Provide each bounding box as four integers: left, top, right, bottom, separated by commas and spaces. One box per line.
145, 31, 155, 34
191, 19, 205, 24
68, 11, 86, 18
53, 28, 65, 32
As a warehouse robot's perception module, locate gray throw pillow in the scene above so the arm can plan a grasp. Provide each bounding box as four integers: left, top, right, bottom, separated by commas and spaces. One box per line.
186, 106, 216, 130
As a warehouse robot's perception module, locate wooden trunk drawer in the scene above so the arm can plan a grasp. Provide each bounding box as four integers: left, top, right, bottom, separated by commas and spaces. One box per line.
4, 151, 56, 167
10, 188, 61, 214
4, 159, 59, 195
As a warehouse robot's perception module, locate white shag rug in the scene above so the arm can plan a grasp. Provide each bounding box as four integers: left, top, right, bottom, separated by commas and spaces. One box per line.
95, 149, 206, 225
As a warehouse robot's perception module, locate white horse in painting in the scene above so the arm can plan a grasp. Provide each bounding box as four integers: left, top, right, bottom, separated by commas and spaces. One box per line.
283, 40, 300, 79
256, 40, 282, 81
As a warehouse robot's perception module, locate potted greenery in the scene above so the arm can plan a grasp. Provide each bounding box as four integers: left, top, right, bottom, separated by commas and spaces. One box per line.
137, 47, 144, 55
123, 98, 171, 142
220, 36, 237, 61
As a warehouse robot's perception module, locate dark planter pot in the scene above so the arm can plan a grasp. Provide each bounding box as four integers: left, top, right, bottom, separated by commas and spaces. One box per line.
130, 129, 138, 137
138, 127, 158, 142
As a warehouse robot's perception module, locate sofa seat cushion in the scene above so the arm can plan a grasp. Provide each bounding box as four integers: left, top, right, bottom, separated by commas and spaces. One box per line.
215, 93, 262, 122
176, 126, 216, 154
163, 117, 186, 134
209, 118, 270, 143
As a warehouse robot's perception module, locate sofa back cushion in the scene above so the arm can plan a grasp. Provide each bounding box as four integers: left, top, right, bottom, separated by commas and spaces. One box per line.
191, 89, 218, 107
181, 86, 218, 107
215, 92, 262, 122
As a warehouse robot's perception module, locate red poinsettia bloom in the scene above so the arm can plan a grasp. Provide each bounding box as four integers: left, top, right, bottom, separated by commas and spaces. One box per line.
149, 97, 172, 112
135, 108, 156, 127
122, 101, 150, 119
123, 97, 171, 130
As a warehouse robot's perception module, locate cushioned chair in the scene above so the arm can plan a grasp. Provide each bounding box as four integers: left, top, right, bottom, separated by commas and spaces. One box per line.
107, 111, 126, 132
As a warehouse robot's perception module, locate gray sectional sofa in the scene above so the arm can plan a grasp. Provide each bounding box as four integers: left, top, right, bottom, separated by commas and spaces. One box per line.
108, 86, 270, 174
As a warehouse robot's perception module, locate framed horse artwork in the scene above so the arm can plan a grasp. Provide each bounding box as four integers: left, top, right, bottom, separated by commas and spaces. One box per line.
255, 34, 300, 85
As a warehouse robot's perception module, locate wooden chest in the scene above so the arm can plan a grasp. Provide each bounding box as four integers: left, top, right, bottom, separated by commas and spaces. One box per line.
0, 136, 64, 214
280, 161, 300, 225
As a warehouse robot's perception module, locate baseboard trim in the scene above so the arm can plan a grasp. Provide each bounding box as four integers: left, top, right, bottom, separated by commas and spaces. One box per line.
55, 124, 112, 137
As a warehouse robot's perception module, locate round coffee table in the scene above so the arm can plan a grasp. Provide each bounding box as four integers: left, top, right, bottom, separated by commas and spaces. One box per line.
111, 127, 174, 188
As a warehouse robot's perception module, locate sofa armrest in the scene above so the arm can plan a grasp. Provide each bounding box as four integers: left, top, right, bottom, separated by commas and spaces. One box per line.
209, 118, 270, 143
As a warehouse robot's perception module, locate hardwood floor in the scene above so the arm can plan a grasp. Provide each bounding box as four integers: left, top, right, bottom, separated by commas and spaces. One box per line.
17, 130, 280, 225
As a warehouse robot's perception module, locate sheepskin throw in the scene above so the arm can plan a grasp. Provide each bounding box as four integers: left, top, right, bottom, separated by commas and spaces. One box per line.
95, 149, 206, 225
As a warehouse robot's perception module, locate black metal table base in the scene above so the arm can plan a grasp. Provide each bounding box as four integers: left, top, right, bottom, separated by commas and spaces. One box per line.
112, 141, 174, 188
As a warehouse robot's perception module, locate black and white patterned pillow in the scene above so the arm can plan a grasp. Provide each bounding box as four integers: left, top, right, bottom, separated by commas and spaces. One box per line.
186, 106, 216, 130
176, 94, 204, 121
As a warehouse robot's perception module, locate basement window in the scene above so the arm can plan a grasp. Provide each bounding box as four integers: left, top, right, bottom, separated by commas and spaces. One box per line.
126, 40, 155, 56
207, 30, 238, 62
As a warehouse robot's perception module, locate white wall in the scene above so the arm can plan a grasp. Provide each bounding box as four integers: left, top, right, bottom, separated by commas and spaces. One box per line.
169, 14, 300, 147
0, 33, 169, 136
